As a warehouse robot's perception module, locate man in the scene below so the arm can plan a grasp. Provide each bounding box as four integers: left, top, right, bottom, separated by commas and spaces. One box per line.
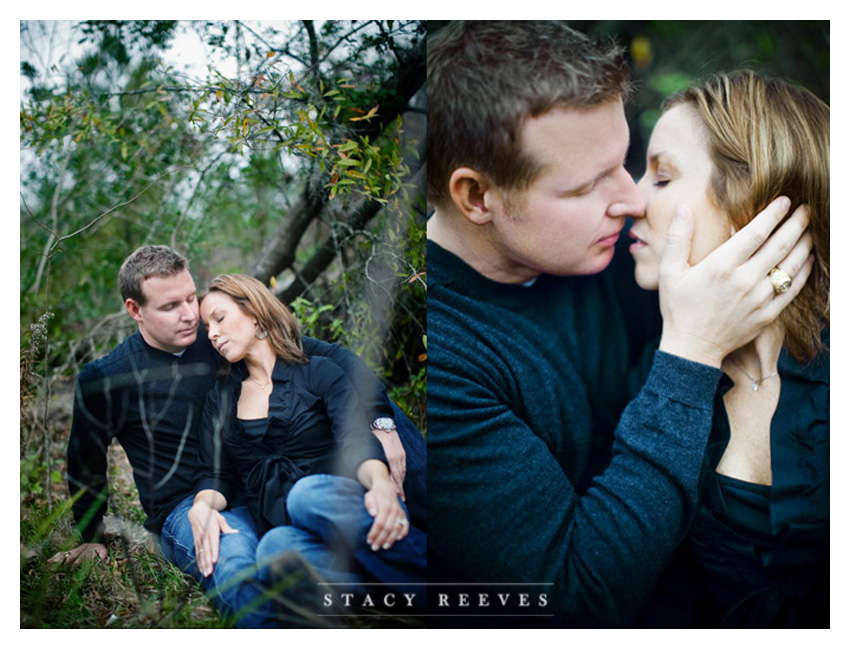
426, 21, 812, 627
50, 245, 425, 627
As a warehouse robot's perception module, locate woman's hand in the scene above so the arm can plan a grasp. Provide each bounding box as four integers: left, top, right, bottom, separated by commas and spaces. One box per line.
358, 459, 409, 551
187, 490, 237, 577
372, 428, 407, 502
658, 198, 813, 368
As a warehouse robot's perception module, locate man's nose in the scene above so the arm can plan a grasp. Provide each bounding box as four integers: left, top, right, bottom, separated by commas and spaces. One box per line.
609, 167, 646, 217
629, 173, 652, 220
180, 302, 197, 321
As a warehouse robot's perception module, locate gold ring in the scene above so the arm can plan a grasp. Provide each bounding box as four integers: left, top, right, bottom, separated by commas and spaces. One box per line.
768, 267, 792, 294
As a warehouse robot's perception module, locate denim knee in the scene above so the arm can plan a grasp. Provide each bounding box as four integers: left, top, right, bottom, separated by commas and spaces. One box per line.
257, 526, 303, 562
286, 474, 362, 523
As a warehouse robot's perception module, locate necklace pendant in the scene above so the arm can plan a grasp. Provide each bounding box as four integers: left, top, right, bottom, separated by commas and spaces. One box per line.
752, 380, 760, 392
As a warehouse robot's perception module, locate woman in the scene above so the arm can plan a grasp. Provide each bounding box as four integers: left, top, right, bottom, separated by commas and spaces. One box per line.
630, 71, 829, 627
189, 274, 426, 618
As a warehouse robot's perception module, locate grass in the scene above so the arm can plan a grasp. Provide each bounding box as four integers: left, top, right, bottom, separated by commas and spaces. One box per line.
21, 522, 224, 628
20, 442, 226, 629
21, 483, 427, 629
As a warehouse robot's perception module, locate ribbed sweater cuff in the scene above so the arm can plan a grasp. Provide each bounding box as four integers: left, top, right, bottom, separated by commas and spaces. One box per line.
646, 350, 723, 409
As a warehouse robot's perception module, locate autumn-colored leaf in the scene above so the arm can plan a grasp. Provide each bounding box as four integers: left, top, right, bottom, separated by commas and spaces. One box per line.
349, 105, 379, 122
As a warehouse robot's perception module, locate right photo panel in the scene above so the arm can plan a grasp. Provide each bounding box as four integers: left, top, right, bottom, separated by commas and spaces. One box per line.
425, 20, 830, 629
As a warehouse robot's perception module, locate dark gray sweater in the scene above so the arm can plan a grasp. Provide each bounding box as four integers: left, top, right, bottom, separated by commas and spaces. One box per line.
426, 239, 723, 627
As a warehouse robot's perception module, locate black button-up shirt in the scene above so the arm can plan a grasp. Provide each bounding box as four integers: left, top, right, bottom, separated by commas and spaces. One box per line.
195, 355, 387, 535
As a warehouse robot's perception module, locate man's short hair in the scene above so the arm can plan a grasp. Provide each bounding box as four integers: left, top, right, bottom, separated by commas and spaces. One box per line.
427, 21, 631, 207
118, 245, 189, 305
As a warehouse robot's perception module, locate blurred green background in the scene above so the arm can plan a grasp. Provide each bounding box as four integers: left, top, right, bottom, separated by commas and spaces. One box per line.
570, 20, 829, 177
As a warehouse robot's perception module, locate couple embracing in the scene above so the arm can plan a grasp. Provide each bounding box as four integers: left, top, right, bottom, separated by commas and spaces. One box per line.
426, 21, 828, 629
55, 245, 427, 628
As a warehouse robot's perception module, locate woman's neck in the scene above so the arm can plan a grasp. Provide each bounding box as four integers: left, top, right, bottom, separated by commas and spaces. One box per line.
724, 321, 785, 387
242, 341, 276, 387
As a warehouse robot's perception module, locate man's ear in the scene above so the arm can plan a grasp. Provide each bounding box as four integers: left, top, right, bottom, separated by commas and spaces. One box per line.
448, 167, 498, 226
125, 298, 143, 325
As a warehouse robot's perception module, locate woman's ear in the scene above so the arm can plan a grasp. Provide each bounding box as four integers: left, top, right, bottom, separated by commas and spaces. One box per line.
448, 167, 498, 226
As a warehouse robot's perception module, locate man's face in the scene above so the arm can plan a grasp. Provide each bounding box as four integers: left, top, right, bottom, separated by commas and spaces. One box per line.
126, 269, 200, 353
486, 100, 645, 283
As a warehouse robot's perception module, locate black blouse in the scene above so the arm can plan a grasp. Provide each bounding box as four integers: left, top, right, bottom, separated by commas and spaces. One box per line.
702, 332, 829, 557
195, 355, 387, 535
643, 331, 829, 628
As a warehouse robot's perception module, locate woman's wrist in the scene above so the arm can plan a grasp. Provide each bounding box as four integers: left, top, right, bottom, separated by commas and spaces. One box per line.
658, 329, 725, 369
192, 489, 227, 512
357, 458, 391, 490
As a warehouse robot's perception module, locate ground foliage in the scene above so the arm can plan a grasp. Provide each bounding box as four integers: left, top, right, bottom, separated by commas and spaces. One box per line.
20, 19, 425, 628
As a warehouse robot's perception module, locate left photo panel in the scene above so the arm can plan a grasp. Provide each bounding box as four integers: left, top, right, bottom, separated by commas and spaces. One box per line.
20, 19, 427, 629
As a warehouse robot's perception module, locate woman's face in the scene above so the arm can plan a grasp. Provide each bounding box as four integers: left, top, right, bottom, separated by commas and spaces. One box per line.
629, 104, 732, 290
200, 291, 261, 363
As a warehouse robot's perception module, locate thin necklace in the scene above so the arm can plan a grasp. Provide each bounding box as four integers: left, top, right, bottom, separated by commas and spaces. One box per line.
728, 356, 778, 392
247, 376, 270, 389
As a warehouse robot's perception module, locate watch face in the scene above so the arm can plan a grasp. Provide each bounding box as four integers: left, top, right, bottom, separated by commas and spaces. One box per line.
372, 417, 395, 431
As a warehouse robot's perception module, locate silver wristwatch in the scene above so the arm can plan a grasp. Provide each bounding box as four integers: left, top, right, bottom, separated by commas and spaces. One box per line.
370, 417, 396, 432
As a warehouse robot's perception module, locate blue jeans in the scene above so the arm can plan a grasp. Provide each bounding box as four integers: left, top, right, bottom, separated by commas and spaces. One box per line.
159, 495, 277, 628
256, 475, 427, 608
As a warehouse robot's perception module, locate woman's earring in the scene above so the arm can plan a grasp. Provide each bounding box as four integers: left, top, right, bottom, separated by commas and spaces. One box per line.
255, 326, 269, 340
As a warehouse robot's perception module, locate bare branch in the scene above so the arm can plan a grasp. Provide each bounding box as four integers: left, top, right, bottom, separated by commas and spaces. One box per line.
54, 165, 195, 248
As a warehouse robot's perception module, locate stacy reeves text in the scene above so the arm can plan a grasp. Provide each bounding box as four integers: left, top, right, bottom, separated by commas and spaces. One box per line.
428, 582, 552, 617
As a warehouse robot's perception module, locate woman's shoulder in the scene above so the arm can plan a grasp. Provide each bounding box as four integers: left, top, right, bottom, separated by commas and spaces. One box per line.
303, 354, 345, 379
780, 327, 829, 387
281, 354, 344, 384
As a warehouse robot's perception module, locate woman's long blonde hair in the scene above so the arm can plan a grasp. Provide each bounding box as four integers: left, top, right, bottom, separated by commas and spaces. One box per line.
665, 70, 829, 362
201, 274, 308, 371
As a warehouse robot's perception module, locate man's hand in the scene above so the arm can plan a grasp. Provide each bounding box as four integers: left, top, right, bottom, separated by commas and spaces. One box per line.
658, 197, 813, 367
48, 542, 108, 565
372, 428, 407, 502
188, 491, 237, 577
